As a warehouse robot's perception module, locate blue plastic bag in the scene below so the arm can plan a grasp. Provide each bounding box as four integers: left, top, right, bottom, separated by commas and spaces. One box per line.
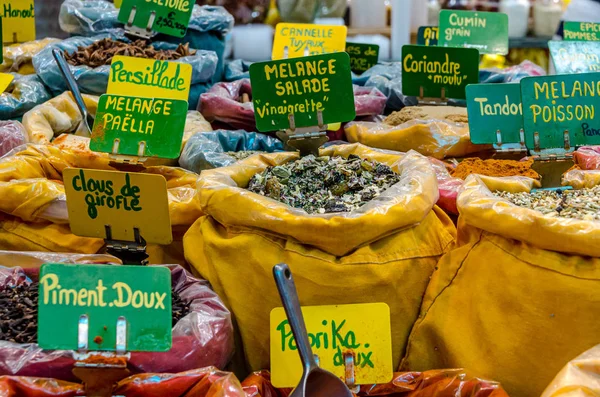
32, 33, 218, 109
179, 129, 283, 173
0, 73, 51, 120
224, 59, 252, 82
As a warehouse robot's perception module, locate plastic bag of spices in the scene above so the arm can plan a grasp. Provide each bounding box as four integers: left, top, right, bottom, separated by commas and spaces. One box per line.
0, 73, 52, 121
184, 143, 456, 372
0, 38, 61, 75
541, 344, 600, 397
401, 174, 600, 397
0, 121, 27, 158
0, 265, 233, 380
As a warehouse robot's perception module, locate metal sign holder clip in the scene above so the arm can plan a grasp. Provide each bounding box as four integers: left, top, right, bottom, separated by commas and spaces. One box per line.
123, 6, 156, 39
490, 128, 529, 159
276, 112, 329, 157
104, 225, 149, 266
417, 87, 448, 106
530, 130, 575, 189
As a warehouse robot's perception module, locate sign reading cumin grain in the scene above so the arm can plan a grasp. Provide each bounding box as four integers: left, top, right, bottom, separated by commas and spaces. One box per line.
438, 10, 508, 55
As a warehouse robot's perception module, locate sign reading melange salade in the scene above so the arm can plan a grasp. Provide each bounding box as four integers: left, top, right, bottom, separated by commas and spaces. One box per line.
564, 22, 600, 41
38, 264, 172, 352
272, 23, 347, 60
1, 0, 35, 43
417, 26, 438, 46
118, 0, 193, 38
107, 56, 192, 101
549, 41, 600, 74
401, 45, 479, 100
91, 94, 188, 159
438, 10, 508, 55
63, 168, 172, 244
249, 52, 355, 132
346, 42, 379, 74
270, 303, 393, 388
466, 83, 523, 145
521, 73, 600, 149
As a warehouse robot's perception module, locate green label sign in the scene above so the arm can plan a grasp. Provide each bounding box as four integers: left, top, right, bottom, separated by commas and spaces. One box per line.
346, 42, 379, 74
466, 83, 523, 144
38, 264, 172, 352
549, 41, 600, 74
564, 22, 600, 41
249, 52, 356, 132
402, 45, 479, 100
91, 94, 187, 159
118, 0, 193, 38
417, 26, 438, 46
521, 73, 600, 149
439, 10, 508, 55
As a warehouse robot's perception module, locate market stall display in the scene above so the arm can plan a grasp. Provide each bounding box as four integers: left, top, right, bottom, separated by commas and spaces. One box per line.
0, 74, 52, 121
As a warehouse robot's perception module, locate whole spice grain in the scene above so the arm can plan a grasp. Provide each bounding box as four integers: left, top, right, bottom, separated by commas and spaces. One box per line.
247, 154, 402, 214
225, 151, 262, 161
64, 38, 196, 68
451, 158, 540, 180
384, 106, 469, 126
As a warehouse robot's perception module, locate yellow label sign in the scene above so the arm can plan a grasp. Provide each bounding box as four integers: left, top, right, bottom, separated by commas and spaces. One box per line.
107, 56, 192, 101
1, 0, 35, 43
114, 0, 122, 8
270, 303, 393, 388
63, 168, 172, 244
272, 23, 347, 60
0, 72, 13, 92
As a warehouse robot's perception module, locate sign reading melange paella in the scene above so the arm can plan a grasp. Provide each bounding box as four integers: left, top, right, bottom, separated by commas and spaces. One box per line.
249, 52, 356, 132
521, 73, 600, 149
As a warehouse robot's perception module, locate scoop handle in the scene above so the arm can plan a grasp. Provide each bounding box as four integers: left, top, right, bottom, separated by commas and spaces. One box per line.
52, 48, 91, 130
273, 263, 318, 371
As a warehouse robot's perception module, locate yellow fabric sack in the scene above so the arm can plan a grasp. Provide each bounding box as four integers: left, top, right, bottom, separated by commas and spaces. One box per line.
0, 38, 60, 75
401, 175, 600, 397
344, 120, 488, 160
184, 143, 457, 372
542, 344, 600, 397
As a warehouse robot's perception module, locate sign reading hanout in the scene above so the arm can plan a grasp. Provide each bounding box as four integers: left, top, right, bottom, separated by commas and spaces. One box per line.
118, 0, 193, 38
402, 45, 479, 100
549, 41, 600, 74
1, 0, 35, 43
521, 73, 600, 149
249, 52, 355, 132
38, 264, 172, 352
270, 303, 393, 388
564, 22, 600, 41
346, 42, 379, 74
272, 23, 347, 60
63, 168, 172, 244
438, 10, 508, 55
417, 26, 438, 46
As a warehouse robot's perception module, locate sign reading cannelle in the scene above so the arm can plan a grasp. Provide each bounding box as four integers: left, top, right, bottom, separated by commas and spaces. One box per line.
272, 23, 347, 60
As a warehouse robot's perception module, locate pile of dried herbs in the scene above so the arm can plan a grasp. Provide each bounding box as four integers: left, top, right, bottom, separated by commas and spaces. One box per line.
247, 154, 402, 214
225, 151, 262, 161
64, 38, 195, 67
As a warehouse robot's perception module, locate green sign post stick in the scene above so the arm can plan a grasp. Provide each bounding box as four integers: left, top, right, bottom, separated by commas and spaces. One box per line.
521, 73, 600, 149
346, 42, 379, 74
466, 83, 523, 145
401, 45, 479, 100
118, 0, 193, 38
38, 264, 172, 352
549, 41, 600, 74
90, 94, 188, 159
564, 22, 600, 41
417, 26, 438, 46
249, 52, 356, 132
438, 10, 508, 55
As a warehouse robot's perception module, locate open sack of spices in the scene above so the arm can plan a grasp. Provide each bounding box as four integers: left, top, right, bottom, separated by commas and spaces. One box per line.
0, 73, 52, 121
184, 143, 456, 372
242, 370, 509, 397
345, 106, 491, 160
401, 173, 600, 397
0, 264, 233, 380
0, 38, 60, 75
541, 344, 600, 397
199, 79, 388, 131
0, 367, 246, 397
32, 34, 218, 109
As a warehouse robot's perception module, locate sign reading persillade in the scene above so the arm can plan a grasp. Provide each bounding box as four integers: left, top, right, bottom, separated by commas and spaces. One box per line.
270, 303, 393, 388
249, 52, 356, 132
63, 168, 172, 244
118, 0, 193, 38
38, 264, 172, 352
521, 73, 600, 149
438, 10, 508, 55
401, 45, 479, 100
549, 41, 600, 74
564, 22, 600, 42
1, 0, 35, 43
272, 23, 347, 60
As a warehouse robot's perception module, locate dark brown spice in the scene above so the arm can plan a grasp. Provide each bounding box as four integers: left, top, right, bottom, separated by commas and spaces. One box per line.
93, 336, 103, 345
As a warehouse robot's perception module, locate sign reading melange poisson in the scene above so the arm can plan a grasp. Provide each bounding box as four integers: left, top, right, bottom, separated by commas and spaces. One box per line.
63, 168, 172, 244
272, 23, 347, 60
438, 10, 508, 55
91, 94, 188, 159
549, 41, 600, 74
1, 0, 35, 43
249, 52, 356, 132
270, 303, 393, 388
401, 45, 479, 100
521, 73, 600, 149
466, 83, 523, 145
564, 22, 600, 42
346, 42, 379, 74
107, 55, 192, 101
118, 0, 193, 38
417, 26, 438, 46
38, 264, 172, 352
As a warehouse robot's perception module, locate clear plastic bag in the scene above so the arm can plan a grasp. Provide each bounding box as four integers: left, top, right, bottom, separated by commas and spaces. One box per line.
0, 38, 61, 75
0, 73, 52, 120
542, 344, 600, 397
0, 121, 27, 158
